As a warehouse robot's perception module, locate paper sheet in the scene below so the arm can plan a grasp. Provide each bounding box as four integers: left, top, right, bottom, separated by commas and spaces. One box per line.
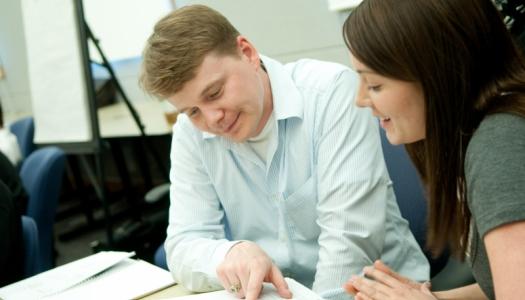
48, 259, 175, 300
172, 278, 325, 300
21, 0, 93, 144
0, 251, 159, 300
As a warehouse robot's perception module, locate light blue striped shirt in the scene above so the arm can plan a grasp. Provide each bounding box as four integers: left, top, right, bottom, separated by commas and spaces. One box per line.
165, 56, 429, 299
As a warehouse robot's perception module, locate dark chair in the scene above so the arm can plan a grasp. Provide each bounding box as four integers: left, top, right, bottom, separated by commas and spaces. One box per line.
147, 184, 170, 271
9, 117, 35, 160
21, 215, 41, 277
20, 147, 66, 272
378, 129, 448, 277
154, 244, 168, 270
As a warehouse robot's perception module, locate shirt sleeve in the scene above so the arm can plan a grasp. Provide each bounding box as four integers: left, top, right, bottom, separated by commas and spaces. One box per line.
165, 119, 233, 292
312, 70, 391, 299
466, 114, 525, 238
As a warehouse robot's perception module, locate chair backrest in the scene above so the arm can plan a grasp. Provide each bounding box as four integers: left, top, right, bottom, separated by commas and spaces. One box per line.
20, 146, 66, 271
379, 128, 448, 277
154, 244, 168, 270
9, 117, 35, 160
21, 215, 42, 277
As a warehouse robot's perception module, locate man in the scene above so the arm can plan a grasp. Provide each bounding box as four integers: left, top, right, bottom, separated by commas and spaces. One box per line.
140, 5, 429, 300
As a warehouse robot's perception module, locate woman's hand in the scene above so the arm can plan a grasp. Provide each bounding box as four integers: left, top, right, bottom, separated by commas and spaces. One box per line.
344, 260, 436, 300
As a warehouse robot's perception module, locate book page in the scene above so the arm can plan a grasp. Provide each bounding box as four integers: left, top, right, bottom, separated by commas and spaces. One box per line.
0, 251, 134, 299
49, 259, 174, 300
173, 278, 325, 300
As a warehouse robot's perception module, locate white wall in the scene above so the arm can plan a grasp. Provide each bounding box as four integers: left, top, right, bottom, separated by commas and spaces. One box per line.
176, 0, 350, 65
0, 0, 350, 122
84, 0, 173, 62
0, 0, 32, 123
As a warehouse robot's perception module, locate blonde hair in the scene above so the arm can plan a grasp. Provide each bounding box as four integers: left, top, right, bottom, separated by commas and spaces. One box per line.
140, 5, 240, 98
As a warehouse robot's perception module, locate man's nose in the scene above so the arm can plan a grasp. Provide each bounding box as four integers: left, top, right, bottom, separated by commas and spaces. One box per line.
202, 108, 225, 128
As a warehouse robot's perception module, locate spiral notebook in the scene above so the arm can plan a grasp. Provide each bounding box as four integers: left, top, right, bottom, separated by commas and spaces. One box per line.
0, 251, 175, 300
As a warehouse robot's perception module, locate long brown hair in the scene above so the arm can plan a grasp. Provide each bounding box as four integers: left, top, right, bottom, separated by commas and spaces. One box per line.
343, 0, 525, 258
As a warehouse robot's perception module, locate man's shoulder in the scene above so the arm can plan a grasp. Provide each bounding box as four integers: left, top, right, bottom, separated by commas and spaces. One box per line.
172, 114, 205, 141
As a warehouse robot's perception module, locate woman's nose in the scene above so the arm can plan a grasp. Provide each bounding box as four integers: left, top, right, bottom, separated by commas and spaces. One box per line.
355, 84, 371, 108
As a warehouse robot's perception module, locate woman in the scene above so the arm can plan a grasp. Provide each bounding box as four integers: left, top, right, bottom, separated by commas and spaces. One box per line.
342, 0, 525, 299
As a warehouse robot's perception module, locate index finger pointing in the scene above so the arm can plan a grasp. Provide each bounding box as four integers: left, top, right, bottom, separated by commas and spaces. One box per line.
268, 265, 292, 299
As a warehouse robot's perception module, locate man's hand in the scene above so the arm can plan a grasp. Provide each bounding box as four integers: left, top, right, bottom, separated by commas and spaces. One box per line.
216, 241, 293, 299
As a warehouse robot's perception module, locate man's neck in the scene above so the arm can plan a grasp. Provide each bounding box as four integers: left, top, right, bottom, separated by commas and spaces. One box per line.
254, 64, 274, 136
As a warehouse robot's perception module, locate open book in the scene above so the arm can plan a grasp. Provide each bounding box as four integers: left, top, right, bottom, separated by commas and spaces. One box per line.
172, 278, 326, 300
0, 251, 174, 300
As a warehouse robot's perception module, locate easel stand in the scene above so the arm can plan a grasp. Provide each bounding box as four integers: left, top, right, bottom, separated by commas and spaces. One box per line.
72, 0, 169, 248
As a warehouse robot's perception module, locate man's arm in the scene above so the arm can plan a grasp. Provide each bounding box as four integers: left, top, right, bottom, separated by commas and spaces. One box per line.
165, 119, 234, 292
313, 70, 389, 299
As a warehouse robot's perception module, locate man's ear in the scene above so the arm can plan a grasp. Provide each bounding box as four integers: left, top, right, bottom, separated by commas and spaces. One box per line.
236, 35, 260, 68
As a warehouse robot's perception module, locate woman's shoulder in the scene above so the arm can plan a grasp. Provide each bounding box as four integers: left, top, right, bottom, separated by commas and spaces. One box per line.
469, 113, 525, 150
466, 113, 525, 184
466, 113, 525, 238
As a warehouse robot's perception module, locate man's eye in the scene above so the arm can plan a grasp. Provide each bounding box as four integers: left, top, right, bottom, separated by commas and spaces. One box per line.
209, 88, 222, 99
188, 108, 199, 117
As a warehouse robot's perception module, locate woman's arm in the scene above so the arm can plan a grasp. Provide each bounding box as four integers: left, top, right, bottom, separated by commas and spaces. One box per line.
433, 283, 487, 300
345, 261, 488, 300
484, 220, 525, 300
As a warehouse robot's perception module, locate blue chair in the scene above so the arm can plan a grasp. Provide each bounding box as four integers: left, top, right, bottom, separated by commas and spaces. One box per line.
154, 244, 168, 270
20, 147, 66, 272
9, 117, 35, 160
378, 129, 448, 277
21, 215, 41, 277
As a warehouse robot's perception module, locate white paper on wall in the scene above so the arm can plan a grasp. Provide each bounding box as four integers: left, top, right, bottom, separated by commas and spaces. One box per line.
21, 0, 92, 144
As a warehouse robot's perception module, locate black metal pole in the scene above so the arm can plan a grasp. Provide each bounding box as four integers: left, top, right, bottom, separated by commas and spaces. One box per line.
74, 0, 113, 246
84, 24, 169, 182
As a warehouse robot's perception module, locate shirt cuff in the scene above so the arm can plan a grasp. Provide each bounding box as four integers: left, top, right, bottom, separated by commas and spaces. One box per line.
207, 240, 244, 277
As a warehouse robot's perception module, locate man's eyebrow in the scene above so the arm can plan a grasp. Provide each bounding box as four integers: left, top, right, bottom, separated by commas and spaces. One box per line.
200, 77, 224, 98
178, 77, 224, 114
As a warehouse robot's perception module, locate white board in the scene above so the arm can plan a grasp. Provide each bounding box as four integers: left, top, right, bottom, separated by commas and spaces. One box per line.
21, 0, 92, 144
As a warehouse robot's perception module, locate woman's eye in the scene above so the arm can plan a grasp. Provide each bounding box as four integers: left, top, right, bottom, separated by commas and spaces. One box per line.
368, 85, 382, 92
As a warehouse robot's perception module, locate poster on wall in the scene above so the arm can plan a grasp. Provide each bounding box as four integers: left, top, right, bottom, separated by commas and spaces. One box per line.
21, 0, 92, 144
20, 0, 172, 145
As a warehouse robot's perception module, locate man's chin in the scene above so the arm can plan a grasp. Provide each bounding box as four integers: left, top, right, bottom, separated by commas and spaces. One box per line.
225, 131, 250, 143
227, 136, 248, 143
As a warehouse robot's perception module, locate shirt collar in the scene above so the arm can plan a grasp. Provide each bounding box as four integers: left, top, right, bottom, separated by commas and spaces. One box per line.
261, 55, 303, 121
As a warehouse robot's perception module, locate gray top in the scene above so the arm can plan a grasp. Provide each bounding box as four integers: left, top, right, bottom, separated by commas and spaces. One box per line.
465, 113, 525, 300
